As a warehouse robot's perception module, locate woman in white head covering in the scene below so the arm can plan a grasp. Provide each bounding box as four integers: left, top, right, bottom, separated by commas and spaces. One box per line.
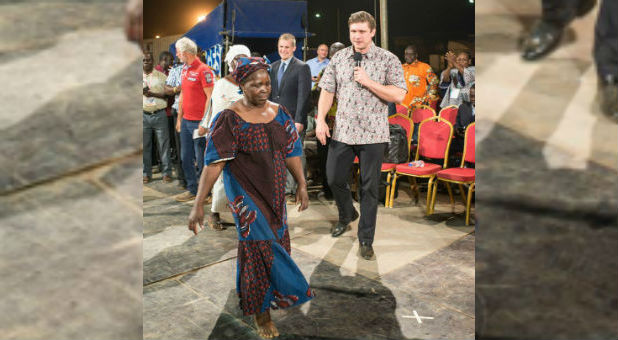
200, 44, 251, 230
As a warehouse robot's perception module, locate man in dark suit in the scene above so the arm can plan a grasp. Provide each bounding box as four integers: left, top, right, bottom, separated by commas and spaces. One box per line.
269, 33, 312, 202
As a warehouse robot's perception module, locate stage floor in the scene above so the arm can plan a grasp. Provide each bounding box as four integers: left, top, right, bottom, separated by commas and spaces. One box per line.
143, 173, 475, 339
476, 0, 618, 339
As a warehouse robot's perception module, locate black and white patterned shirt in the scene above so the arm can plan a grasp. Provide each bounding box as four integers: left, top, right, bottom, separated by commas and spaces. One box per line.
318, 43, 406, 145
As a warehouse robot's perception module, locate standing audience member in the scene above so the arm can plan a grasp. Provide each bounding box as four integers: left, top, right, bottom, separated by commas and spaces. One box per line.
143, 52, 173, 184
174, 37, 216, 202
153, 51, 175, 176
164, 56, 187, 188
401, 45, 439, 109
307, 43, 330, 88
316, 11, 406, 259
439, 51, 475, 108
199, 44, 251, 230
311, 42, 345, 200
269, 33, 312, 204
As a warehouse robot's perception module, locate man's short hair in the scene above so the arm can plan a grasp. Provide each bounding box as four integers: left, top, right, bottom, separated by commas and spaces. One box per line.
159, 51, 173, 62
278, 33, 296, 47
317, 43, 328, 49
348, 11, 376, 31
175, 37, 197, 55
405, 44, 418, 52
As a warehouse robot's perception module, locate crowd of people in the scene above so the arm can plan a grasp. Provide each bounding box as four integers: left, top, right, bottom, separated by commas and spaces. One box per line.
143, 10, 475, 338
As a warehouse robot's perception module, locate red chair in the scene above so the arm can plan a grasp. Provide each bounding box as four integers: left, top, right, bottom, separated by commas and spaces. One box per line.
430, 123, 475, 225
388, 117, 453, 213
354, 113, 413, 206
438, 105, 459, 127
410, 105, 436, 123
395, 104, 408, 115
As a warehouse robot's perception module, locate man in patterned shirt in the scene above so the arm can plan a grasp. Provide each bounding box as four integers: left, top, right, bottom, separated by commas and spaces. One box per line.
401, 45, 439, 109
316, 11, 407, 260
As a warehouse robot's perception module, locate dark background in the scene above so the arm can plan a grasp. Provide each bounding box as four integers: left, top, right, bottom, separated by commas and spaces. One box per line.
144, 0, 474, 64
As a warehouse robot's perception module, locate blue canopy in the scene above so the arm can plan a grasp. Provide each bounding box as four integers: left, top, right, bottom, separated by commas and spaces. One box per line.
170, 0, 309, 75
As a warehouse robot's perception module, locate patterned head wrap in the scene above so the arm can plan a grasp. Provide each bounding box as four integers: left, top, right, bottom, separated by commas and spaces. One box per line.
231, 57, 270, 84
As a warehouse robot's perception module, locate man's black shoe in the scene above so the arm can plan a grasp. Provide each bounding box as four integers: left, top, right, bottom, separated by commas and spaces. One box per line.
521, 21, 564, 61
359, 242, 375, 260
331, 209, 359, 237
599, 74, 618, 122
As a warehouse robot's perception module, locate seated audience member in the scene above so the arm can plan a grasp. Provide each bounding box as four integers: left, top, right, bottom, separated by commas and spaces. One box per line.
439, 51, 475, 108
452, 83, 475, 154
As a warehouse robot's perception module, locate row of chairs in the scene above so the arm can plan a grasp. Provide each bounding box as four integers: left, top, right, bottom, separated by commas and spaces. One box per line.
383, 108, 475, 225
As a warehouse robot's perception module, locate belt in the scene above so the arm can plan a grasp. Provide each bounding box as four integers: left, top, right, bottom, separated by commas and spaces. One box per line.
143, 109, 165, 115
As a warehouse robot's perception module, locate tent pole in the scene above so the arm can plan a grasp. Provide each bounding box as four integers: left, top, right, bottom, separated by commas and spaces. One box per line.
379, 0, 388, 50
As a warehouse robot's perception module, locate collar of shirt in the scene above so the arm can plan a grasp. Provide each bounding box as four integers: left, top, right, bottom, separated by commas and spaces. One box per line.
346, 42, 378, 61
188, 57, 201, 69
280, 58, 292, 68
154, 64, 169, 75
312, 57, 329, 65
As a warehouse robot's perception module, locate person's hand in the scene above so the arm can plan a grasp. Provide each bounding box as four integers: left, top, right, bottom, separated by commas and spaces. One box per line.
188, 205, 205, 235
445, 51, 456, 66
295, 184, 309, 212
354, 67, 371, 87
176, 119, 182, 133
315, 118, 330, 145
198, 126, 208, 136
295, 123, 304, 134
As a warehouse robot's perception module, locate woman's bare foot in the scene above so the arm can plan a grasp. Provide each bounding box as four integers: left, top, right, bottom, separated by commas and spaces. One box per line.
208, 212, 224, 231
254, 310, 279, 339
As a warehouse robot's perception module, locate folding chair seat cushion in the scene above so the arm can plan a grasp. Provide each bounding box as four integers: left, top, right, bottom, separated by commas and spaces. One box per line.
395, 163, 441, 176
381, 163, 397, 171
436, 168, 475, 182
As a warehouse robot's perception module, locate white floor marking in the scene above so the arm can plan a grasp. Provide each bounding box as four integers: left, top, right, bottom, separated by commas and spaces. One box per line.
402, 310, 434, 324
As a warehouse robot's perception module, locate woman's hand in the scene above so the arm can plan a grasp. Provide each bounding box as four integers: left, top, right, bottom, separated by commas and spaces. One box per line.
188, 205, 205, 235
295, 184, 309, 212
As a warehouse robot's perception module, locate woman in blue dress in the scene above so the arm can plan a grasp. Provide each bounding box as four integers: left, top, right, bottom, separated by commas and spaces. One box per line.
188, 57, 313, 338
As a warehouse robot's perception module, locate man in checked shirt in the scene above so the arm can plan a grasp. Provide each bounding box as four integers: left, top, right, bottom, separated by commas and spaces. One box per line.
315, 11, 407, 260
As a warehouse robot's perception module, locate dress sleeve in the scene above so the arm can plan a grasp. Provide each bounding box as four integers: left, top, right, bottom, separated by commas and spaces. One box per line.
281, 108, 302, 158
205, 110, 238, 165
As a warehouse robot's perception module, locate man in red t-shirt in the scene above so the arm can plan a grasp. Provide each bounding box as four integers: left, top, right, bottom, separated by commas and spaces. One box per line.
174, 37, 215, 202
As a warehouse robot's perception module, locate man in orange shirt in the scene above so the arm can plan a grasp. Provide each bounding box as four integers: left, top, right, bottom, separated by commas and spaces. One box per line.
401, 45, 438, 109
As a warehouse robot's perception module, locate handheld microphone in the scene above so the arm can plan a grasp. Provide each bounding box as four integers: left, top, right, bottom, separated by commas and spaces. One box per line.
353, 52, 362, 88
353, 52, 362, 67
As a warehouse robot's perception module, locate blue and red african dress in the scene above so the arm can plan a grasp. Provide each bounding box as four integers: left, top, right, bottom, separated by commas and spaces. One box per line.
205, 106, 314, 316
